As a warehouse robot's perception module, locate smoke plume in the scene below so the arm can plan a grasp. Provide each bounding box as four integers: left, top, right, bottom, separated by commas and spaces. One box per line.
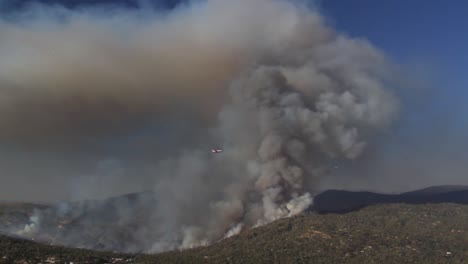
1, 0, 399, 252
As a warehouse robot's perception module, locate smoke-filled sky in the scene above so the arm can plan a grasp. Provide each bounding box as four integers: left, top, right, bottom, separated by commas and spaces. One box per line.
0, 0, 467, 205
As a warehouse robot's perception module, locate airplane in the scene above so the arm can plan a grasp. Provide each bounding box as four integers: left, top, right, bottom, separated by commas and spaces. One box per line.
211, 149, 223, 153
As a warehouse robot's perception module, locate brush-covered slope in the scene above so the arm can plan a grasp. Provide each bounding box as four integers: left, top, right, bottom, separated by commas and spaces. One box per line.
150, 203, 468, 264
0, 234, 136, 264
2, 203, 468, 264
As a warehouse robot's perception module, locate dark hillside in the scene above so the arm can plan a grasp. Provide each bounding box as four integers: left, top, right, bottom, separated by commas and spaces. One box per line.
2, 203, 468, 263
313, 186, 468, 213
2, 187, 468, 263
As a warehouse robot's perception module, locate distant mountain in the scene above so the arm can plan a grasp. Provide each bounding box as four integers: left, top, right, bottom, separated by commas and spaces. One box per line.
313, 185, 468, 213
402, 185, 468, 196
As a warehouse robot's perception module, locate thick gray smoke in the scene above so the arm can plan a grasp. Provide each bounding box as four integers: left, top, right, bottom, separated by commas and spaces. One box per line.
1, 0, 399, 252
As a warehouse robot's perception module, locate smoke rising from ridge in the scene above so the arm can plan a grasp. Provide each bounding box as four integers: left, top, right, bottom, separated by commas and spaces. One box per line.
1, 0, 400, 252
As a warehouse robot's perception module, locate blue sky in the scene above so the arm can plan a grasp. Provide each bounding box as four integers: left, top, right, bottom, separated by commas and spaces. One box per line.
318, 0, 468, 130
314, 0, 468, 190
319, 0, 468, 67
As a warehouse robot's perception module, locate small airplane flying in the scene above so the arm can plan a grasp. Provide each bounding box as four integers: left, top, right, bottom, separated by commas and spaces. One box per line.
211, 149, 223, 153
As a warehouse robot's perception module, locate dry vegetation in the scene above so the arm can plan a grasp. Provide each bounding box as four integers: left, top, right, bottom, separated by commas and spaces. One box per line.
1, 203, 468, 263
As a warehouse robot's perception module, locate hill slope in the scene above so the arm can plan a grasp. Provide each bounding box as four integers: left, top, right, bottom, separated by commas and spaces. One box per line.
0, 234, 136, 264
1, 203, 468, 264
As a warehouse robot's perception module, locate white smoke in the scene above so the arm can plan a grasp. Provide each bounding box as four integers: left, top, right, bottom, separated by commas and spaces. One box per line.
143, 0, 398, 251
153, 62, 397, 250
0, 0, 399, 252
17, 209, 41, 236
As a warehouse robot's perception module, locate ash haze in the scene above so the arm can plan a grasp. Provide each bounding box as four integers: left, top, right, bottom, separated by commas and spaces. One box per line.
0, 0, 463, 253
